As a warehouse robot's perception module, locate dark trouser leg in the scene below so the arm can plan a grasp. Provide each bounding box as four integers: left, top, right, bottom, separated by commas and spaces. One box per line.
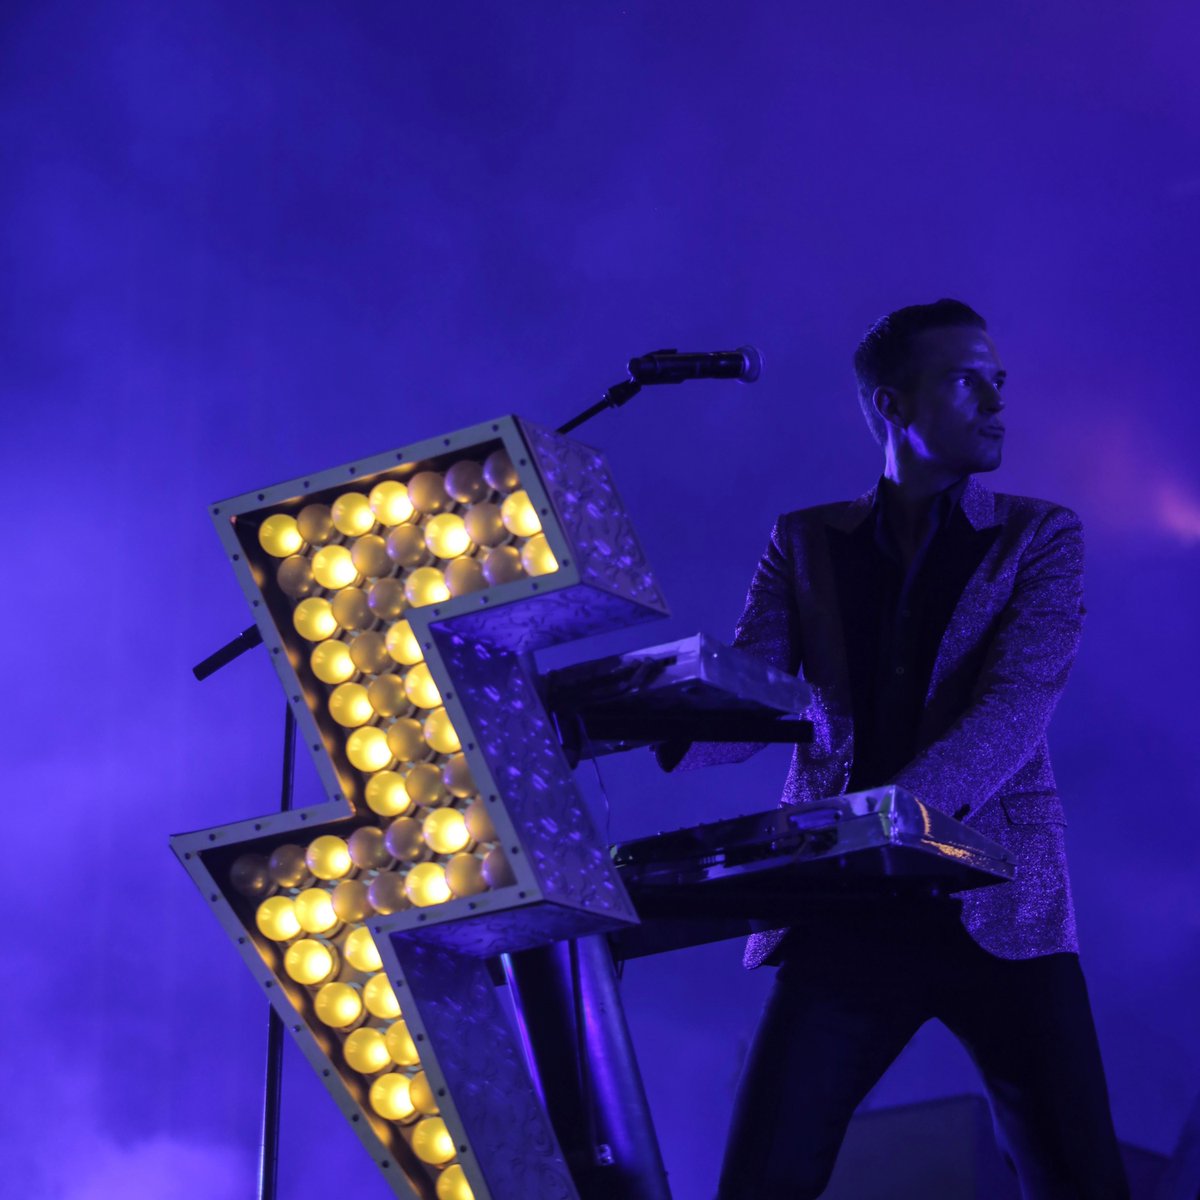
938, 949, 1129, 1200
716, 957, 924, 1200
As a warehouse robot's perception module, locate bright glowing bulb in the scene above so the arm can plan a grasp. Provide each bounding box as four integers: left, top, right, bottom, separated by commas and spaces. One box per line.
500, 490, 541, 537
329, 682, 373, 728
404, 762, 445, 807
312, 545, 358, 590
367, 577, 407, 621
405, 663, 442, 709
409, 1070, 439, 1115
332, 879, 372, 923
311, 640, 355, 685
408, 471, 450, 514
483, 448, 520, 492
346, 726, 393, 772
344, 1027, 391, 1075
294, 887, 339, 934
268, 844, 310, 887
422, 707, 461, 755
369, 1072, 416, 1121
256, 896, 300, 942
445, 459, 488, 504
436, 1164, 474, 1200
344, 925, 384, 973
424, 513, 471, 559
384, 816, 424, 862
406, 862, 452, 907
386, 525, 428, 569
412, 1116, 455, 1165
386, 718, 425, 762
447, 852, 487, 898
365, 770, 413, 817
482, 545, 524, 586
464, 502, 505, 547
284, 938, 336, 985
363, 973, 402, 1019
297, 504, 335, 545
350, 534, 391, 579
423, 808, 471, 855
368, 674, 408, 718
331, 492, 375, 537
385, 620, 424, 666
520, 533, 558, 576
332, 587, 373, 631
350, 631, 391, 674
443, 754, 477, 799
405, 566, 450, 608
294, 597, 337, 642
370, 480, 414, 526
314, 981, 363, 1029
258, 514, 303, 558
385, 1019, 420, 1066
306, 835, 353, 881
276, 555, 315, 599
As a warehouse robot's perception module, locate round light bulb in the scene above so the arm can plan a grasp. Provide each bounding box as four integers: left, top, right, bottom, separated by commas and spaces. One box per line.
482, 449, 520, 493
351, 534, 391, 579
520, 533, 558, 577
463, 502, 506, 547
369, 1072, 416, 1121
258, 514, 303, 558
347, 726, 393, 772
500, 490, 541, 537
385, 1018, 420, 1067
348, 825, 391, 870
447, 852, 487, 898
406, 862, 452, 907
386, 525, 428, 569
345, 1026, 391, 1075
385, 620, 423, 666
284, 938, 337, 985
424, 513, 471, 559
405, 566, 450, 608
363, 973, 402, 1020
482, 545, 524, 586
408, 471, 451, 515
332, 587, 373, 631
443, 754, 477, 799
384, 817, 424, 862
311, 640, 355, 685
367, 577, 408, 621
307, 835, 353, 881
423, 808, 471, 855
294, 597, 337, 642
314, 981, 363, 1029
422, 707, 461, 755
368, 674, 409, 718
445, 459, 488, 504
329, 682, 372, 728
229, 854, 273, 899
368, 872, 410, 914
436, 1164, 474, 1200
404, 663, 442, 709
268, 844, 310, 888
344, 925, 383, 973
404, 763, 446, 808
482, 846, 516, 888
409, 1070, 439, 1115
256, 896, 300, 942
366, 770, 413, 817
446, 557, 485, 596
369, 480, 414, 526
332, 879, 372, 923
294, 887, 339, 934
312, 545, 358, 590
331, 492, 375, 537
350, 631, 391, 674
297, 504, 335, 545
387, 718, 426, 763
412, 1116, 455, 1165
276, 555, 315, 599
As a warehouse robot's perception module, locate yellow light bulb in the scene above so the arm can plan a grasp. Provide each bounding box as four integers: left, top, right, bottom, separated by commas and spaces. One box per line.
386, 525, 428, 569
294, 597, 337, 642
405, 662, 442, 709
365, 770, 413, 817
443, 754, 477, 799
297, 504, 335, 545
500, 490, 541, 537
408, 471, 451, 515
387, 718, 426, 763
344, 1027, 391, 1075
368, 674, 408, 718
385, 1018, 420, 1067
367, 577, 408, 621
520, 533, 558, 577
311, 640, 355, 685
314, 981, 363, 1029
294, 887, 339, 934
405, 566, 450, 608
422, 707, 461, 755
350, 631, 391, 674
446, 557, 485, 596
447, 852, 487, 898
409, 1070, 439, 1115
276, 555, 315, 599
422, 808, 471, 855
332, 879, 372, 923
404, 762, 446, 807
331, 587, 373, 631
312, 545, 358, 590
331, 492, 375, 537
406, 862, 452, 907
424, 513, 472, 559
256, 896, 300, 942
482, 545, 524, 586
483, 448, 520, 492
412, 1116, 455, 1166
347, 726, 393, 772
385, 620, 424, 666
284, 938, 337, 985
369, 1072, 416, 1121
370, 480, 414, 526
258, 514, 303, 558
464, 502, 506, 547
329, 682, 373, 728
344, 925, 384, 973
306, 835, 353, 881
363, 973, 402, 1019
436, 1164, 474, 1200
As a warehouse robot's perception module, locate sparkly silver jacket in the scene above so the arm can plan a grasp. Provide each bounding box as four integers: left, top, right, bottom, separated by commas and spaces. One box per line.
673, 476, 1085, 966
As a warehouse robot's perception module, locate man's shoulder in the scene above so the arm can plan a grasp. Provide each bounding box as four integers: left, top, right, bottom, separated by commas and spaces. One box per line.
988, 488, 1082, 532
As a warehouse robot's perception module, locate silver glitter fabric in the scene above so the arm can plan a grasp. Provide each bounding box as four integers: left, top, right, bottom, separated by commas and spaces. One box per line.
671, 476, 1085, 965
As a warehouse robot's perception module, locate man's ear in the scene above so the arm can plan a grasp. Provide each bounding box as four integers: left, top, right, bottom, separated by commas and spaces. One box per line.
872, 385, 908, 432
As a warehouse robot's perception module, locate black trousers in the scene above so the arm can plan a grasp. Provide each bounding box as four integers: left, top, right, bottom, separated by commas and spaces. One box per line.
717, 899, 1128, 1200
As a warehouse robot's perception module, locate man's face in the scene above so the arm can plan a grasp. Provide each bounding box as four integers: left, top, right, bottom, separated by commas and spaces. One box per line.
895, 325, 1007, 476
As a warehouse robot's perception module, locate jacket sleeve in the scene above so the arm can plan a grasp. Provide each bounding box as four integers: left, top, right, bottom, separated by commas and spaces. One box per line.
657, 518, 802, 771
889, 506, 1085, 817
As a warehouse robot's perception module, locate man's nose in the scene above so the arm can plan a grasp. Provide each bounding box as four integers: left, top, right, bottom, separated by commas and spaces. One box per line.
980, 383, 1004, 411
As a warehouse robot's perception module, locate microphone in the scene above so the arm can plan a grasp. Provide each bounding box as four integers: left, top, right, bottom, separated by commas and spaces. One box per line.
626, 345, 763, 385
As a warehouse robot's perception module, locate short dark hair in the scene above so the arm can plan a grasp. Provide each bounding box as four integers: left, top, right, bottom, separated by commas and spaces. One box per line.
853, 299, 987, 445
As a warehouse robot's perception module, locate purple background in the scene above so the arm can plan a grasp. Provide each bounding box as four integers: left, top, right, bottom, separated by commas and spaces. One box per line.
5, 2, 1198, 1196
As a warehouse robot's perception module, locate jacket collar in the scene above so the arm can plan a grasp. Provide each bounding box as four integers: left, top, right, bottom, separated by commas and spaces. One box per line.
826, 474, 997, 534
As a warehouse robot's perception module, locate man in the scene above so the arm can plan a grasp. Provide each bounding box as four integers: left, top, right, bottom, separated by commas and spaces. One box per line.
663, 301, 1127, 1199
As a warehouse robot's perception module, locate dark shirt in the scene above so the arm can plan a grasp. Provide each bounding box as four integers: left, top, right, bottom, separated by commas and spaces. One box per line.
846, 476, 968, 792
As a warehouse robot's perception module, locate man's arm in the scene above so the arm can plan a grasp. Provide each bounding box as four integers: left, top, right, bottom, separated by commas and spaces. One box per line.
890, 505, 1085, 817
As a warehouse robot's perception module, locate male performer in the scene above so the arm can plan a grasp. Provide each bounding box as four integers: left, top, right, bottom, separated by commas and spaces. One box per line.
663, 300, 1127, 1199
